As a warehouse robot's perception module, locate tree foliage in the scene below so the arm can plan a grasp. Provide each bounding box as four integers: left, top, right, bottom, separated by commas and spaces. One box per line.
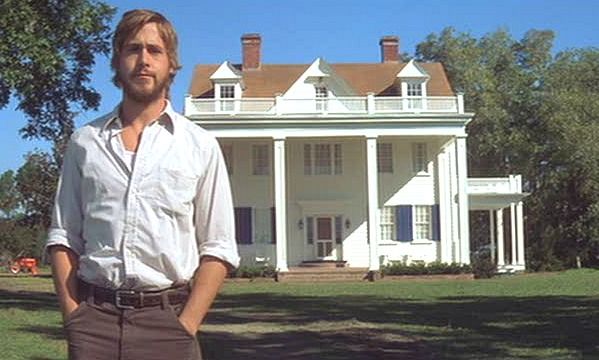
416, 28, 599, 269
0, 0, 115, 141
15, 151, 59, 229
0, 170, 20, 218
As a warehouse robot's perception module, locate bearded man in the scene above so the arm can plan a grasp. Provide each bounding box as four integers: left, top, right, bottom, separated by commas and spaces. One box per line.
46, 9, 239, 360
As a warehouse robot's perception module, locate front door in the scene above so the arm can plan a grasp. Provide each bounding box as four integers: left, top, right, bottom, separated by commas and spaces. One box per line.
315, 217, 336, 260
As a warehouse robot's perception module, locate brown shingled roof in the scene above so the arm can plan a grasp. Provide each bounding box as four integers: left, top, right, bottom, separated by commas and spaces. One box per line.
188, 62, 454, 98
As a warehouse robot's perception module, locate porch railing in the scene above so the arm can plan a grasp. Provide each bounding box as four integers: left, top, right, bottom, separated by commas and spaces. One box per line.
184, 94, 463, 117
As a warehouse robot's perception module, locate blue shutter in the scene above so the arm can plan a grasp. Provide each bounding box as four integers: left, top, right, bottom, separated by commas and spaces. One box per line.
270, 207, 276, 244
234, 207, 252, 244
396, 205, 413, 242
432, 204, 440, 241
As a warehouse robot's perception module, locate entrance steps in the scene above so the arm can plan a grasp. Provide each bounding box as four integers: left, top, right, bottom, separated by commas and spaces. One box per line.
276, 262, 370, 282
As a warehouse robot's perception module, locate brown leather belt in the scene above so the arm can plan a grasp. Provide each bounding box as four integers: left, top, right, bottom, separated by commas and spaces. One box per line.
80, 281, 189, 309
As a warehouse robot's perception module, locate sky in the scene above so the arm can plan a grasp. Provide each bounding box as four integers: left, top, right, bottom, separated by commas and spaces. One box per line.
1, 0, 598, 173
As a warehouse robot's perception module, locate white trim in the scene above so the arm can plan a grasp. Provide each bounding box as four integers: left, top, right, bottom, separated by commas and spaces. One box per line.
455, 137, 470, 264
497, 208, 505, 266
516, 201, 525, 267
366, 137, 380, 271
273, 138, 288, 272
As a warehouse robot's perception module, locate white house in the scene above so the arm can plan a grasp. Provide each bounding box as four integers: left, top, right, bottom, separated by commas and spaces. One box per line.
184, 34, 528, 274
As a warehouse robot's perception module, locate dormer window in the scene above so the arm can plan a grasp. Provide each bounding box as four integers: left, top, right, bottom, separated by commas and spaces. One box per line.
406, 82, 423, 97
209, 61, 243, 113
219, 85, 235, 111
405, 82, 424, 109
397, 59, 430, 111
315, 86, 328, 112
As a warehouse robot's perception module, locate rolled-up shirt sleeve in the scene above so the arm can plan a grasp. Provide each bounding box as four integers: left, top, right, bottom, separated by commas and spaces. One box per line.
194, 138, 240, 269
46, 136, 84, 256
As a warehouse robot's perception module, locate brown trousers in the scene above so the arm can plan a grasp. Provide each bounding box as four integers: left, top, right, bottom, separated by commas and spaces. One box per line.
63, 293, 202, 360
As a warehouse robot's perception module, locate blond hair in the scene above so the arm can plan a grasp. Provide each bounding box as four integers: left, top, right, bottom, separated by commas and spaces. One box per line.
111, 9, 182, 95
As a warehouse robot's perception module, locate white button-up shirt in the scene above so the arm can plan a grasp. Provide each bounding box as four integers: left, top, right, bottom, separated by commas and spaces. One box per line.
46, 101, 239, 290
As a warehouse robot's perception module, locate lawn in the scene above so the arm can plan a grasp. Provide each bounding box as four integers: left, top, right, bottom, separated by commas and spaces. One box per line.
1, 270, 598, 360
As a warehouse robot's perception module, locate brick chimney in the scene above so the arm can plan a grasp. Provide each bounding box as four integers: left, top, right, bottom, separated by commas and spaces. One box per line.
242, 33, 261, 70
380, 36, 400, 63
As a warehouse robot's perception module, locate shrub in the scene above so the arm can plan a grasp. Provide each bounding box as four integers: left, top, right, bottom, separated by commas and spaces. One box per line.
229, 264, 276, 279
471, 251, 497, 279
381, 261, 472, 276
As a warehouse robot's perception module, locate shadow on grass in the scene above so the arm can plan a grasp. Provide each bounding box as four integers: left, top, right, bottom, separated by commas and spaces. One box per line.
0, 289, 57, 311
201, 293, 599, 360
3, 287, 598, 359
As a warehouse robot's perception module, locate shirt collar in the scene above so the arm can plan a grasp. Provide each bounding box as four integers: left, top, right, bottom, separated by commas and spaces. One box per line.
101, 100, 177, 134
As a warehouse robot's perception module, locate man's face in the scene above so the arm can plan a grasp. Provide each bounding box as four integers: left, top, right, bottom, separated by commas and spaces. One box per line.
118, 22, 171, 103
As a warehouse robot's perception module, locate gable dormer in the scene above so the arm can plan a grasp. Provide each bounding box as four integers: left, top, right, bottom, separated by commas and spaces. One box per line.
282, 58, 357, 113
397, 59, 430, 98
210, 61, 243, 112
285, 58, 356, 98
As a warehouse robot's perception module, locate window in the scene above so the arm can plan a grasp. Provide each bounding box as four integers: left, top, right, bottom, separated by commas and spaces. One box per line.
314, 144, 331, 175
414, 205, 432, 240
377, 143, 393, 173
412, 142, 428, 173
220, 143, 233, 174
304, 143, 342, 175
252, 144, 269, 175
406, 82, 423, 109
219, 85, 235, 111
379, 207, 396, 241
406, 82, 422, 97
315, 86, 328, 112
253, 208, 273, 244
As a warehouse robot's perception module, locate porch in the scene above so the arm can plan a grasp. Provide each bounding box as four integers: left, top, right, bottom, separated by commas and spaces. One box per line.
468, 175, 529, 272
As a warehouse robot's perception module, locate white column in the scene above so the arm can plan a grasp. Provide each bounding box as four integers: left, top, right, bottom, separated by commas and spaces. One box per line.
455, 137, 470, 264
496, 208, 505, 267
366, 137, 380, 271
510, 203, 517, 265
437, 148, 451, 263
273, 138, 288, 272
489, 210, 496, 262
516, 201, 525, 267
447, 140, 459, 263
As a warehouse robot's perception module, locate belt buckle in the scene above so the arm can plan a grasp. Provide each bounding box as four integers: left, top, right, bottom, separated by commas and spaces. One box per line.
115, 290, 136, 309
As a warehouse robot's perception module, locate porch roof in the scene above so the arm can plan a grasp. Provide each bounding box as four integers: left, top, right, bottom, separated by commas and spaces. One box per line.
468, 193, 530, 210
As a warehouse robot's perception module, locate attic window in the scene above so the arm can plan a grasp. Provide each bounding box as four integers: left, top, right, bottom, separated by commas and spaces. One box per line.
315, 86, 328, 112
219, 85, 235, 112
406, 82, 423, 97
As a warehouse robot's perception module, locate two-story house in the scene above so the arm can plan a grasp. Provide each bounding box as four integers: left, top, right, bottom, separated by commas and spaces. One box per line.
184, 34, 527, 275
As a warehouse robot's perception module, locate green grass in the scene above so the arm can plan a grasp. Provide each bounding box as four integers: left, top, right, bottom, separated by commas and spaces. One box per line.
1, 270, 598, 359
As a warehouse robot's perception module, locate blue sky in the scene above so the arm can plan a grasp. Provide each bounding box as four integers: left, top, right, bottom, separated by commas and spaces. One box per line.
1, 0, 598, 173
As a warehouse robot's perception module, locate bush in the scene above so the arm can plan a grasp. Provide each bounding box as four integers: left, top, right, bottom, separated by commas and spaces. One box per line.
381, 261, 472, 276
471, 251, 497, 279
229, 264, 276, 279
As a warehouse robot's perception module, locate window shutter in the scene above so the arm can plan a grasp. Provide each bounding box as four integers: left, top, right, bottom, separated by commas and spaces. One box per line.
396, 205, 413, 242
234, 207, 252, 244
270, 207, 276, 244
431, 204, 440, 241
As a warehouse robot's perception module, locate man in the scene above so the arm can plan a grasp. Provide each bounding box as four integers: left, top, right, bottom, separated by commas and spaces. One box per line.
46, 9, 239, 360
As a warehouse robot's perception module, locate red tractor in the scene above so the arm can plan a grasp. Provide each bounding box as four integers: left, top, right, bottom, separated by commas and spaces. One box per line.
7, 253, 39, 275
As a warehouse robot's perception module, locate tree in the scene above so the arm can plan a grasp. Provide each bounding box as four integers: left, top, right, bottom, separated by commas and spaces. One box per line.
0, 170, 20, 218
0, 0, 115, 141
15, 151, 59, 229
415, 28, 599, 269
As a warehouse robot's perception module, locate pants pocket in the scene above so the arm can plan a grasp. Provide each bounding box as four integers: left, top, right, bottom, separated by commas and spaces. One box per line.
64, 302, 88, 328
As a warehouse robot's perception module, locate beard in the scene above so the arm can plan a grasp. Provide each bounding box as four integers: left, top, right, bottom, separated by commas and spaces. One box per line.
119, 71, 170, 103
